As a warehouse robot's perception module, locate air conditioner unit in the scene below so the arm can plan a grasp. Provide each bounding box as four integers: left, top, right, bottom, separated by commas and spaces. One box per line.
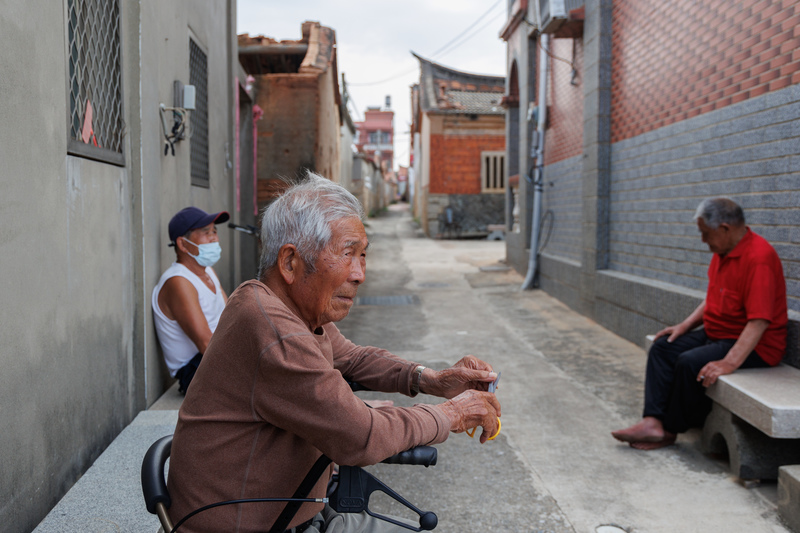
539, 0, 567, 33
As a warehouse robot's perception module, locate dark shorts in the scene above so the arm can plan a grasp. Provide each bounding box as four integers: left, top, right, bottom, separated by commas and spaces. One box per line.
175, 352, 203, 394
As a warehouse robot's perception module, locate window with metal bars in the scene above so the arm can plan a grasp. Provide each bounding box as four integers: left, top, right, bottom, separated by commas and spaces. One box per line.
481, 151, 506, 192
189, 38, 209, 188
66, 0, 125, 165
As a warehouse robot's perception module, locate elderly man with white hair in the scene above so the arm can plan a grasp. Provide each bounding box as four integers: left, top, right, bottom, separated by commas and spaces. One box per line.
167, 172, 502, 533
612, 197, 787, 450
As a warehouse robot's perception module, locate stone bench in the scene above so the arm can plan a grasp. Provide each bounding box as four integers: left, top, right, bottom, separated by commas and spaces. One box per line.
702, 365, 800, 480
646, 327, 800, 530
643, 333, 800, 483
700, 366, 800, 531
486, 224, 506, 241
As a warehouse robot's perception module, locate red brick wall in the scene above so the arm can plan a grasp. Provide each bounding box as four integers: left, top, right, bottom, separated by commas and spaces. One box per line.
546, 37, 584, 165
430, 134, 506, 194
611, 0, 800, 143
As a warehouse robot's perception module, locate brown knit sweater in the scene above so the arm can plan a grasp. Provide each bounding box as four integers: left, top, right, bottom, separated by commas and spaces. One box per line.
167, 280, 450, 532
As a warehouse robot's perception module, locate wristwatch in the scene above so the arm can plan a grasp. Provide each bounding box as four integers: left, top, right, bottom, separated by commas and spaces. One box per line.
411, 365, 426, 396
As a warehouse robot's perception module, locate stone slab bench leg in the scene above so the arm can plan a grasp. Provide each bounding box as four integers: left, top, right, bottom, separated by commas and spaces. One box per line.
779, 466, 800, 532
703, 402, 800, 481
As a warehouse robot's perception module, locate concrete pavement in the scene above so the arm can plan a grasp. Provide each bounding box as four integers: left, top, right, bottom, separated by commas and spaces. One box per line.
338, 203, 788, 533
35, 202, 790, 532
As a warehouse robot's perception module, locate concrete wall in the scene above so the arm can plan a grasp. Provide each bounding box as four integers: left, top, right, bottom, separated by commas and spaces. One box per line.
353, 156, 385, 217
503, 8, 536, 273
0, 2, 236, 531
139, 0, 237, 400
235, 78, 259, 282
419, 113, 433, 233
340, 123, 357, 194
540, 155, 583, 262
316, 66, 342, 184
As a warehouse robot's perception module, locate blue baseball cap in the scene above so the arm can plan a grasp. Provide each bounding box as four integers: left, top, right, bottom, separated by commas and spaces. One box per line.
168, 207, 230, 244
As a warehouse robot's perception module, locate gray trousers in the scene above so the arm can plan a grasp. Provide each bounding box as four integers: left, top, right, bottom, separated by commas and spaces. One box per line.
303, 504, 416, 533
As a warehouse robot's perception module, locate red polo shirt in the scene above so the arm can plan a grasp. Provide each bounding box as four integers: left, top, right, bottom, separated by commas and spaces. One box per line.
703, 228, 787, 365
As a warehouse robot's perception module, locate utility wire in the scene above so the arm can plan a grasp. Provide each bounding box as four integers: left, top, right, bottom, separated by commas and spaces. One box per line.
347, 67, 418, 87
348, 0, 505, 87
431, 9, 506, 61
429, 0, 503, 58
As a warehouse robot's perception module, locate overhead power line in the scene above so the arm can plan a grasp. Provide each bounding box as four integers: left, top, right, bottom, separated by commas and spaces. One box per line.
429, 0, 503, 58
347, 67, 418, 87
348, 0, 505, 87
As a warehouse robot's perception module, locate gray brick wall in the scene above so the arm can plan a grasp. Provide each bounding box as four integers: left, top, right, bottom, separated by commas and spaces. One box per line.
541, 155, 583, 262
609, 84, 800, 311
426, 193, 505, 238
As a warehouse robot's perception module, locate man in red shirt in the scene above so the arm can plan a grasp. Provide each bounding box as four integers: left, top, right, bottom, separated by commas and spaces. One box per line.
612, 197, 787, 450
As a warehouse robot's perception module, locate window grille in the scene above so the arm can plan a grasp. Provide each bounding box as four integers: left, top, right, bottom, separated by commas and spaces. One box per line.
66, 0, 124, 165
481, 151, 506, 192
189, 38, 209, 187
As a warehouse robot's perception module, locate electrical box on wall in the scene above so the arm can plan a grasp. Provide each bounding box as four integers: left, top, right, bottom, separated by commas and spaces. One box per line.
183, 85, 196, 110
172, 81, 196, 110
173, 80, 185, 108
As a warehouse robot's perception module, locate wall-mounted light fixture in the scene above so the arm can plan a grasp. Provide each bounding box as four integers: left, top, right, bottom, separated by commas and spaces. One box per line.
159, 81, 196, 156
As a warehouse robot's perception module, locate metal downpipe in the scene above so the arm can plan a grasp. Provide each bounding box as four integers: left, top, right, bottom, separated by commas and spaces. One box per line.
521, 33, 549, 290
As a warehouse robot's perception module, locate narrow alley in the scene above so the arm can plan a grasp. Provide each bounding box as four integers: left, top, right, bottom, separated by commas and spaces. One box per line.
337, 204, 790, 533
34, 203, 791, 533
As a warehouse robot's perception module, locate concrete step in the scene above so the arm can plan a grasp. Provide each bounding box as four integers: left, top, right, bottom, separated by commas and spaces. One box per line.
34, 409, 178, 532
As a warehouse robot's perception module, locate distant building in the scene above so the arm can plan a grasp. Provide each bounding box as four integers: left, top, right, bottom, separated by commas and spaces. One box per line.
239, 21, 343, 208
339, 78, 360, 203
354, 100, 394, 172
410, 54, 506, 238
397, 165, 409, 201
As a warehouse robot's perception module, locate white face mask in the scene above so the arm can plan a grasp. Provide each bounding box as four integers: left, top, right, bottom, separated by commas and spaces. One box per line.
183, 238, 222, 267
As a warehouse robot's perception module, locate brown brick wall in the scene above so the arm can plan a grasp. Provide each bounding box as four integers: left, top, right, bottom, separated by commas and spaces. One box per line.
611, 0, 800, 143
546, 37, 584, 165
430, 133, 506, 194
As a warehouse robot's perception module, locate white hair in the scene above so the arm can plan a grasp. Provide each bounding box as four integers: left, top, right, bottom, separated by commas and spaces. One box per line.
693, 197, 745, 229
258, 172, 364, 277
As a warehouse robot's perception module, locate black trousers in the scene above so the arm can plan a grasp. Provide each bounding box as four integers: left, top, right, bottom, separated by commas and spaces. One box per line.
643, 328, 768, 434
175, 352, 203, 394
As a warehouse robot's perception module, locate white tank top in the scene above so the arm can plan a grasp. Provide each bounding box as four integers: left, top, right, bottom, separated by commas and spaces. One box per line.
152, 262, 226, 376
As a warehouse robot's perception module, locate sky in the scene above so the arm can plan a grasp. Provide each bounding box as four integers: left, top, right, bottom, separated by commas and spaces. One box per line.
236, 0, 508, 170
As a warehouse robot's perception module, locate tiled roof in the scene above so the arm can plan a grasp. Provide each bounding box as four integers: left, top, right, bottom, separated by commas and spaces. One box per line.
442, 90, 504, 114
412, 53, 505, 115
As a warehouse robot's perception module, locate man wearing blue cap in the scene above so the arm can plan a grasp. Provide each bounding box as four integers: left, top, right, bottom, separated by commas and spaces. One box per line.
152, 207, 230, 393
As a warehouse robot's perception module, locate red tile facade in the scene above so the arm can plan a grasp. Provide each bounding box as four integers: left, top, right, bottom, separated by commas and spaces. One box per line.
545, 37, 585, 165
611, 0, 800, 143
430, 134, 506, 194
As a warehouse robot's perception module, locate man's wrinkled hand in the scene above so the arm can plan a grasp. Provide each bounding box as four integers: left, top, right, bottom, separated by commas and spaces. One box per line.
438, 389, 502, 444
697, 360, 737, 387
422, 355, 496, 398
654, 323, 688, 343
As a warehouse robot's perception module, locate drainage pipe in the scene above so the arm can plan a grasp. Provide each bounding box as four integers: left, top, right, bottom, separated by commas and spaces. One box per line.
521, 33, 549, 290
